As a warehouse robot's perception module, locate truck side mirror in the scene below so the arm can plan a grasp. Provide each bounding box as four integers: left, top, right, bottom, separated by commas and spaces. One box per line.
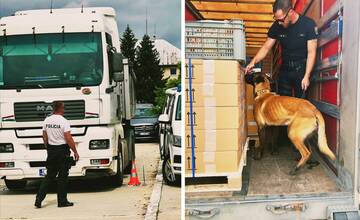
111, 52, 124, 73
113, 71, 124, 82
111, 52, 124, 82
158, 114, 170, 124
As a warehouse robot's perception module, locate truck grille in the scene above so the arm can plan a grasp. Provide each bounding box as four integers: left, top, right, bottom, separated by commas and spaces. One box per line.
14, 100, 85, 122
134, 125, 154, 131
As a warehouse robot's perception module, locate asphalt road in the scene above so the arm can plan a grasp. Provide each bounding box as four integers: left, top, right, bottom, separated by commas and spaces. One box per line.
0, 142, 180, 220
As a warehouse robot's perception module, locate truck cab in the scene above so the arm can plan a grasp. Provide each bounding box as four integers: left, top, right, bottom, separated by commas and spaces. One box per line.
159, 86, 182, 186
0, 7, 136, 189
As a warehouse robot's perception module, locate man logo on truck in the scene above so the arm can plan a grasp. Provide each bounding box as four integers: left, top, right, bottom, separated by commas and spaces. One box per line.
36, 105, 53, 112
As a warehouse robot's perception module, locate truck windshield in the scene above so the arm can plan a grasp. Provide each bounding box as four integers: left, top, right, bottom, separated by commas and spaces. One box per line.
0, 32, 103, 89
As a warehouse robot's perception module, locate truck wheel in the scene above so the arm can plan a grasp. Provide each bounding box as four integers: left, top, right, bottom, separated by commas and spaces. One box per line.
4, 179, 27, 190
110, 152, 124, 187
162, 156, 180, 186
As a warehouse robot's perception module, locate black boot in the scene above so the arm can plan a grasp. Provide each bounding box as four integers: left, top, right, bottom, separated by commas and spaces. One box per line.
34, 200, 42, 208
58, 201, 74, 207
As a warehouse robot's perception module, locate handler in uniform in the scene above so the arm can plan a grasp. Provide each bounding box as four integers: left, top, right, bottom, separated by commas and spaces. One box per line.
35, 101, 79, 208
245, 0, 318, 97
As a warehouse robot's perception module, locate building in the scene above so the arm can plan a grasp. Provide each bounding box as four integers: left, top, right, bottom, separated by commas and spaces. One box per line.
136, 38, 181, 79
154, 38, 180, 79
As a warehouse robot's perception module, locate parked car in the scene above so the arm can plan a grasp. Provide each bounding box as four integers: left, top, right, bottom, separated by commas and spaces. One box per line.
159, 86, 181, 186
130, 104, 159, 140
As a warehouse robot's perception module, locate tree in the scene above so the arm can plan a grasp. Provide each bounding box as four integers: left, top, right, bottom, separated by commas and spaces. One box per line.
153, 68, 181, 114
134, 34, 164, 103
120, 25, 137, 65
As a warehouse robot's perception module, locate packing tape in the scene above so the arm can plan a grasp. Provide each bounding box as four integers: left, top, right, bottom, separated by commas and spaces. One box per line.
204, 97, 216, 107
205, 163, 216, 173
204, 74, 214, 84
202, 83, 214, 96
203, 60, 215, 76
203, 151, 215, 162
205, 130, 216, 151
205, 107, 216, 130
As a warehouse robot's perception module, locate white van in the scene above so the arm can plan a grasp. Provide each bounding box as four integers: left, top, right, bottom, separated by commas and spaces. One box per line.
158, 86, 182, 186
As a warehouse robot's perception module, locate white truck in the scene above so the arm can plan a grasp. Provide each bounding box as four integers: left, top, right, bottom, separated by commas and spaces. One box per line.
0, 7, 136, 189
159, 86, 182, 186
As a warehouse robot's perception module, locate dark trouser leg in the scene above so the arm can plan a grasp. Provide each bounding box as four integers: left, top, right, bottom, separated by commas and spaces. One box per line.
57, 156, 70, 204
36, 163, 58, 202
293, 69, 306, 98
277, 71, 293, 96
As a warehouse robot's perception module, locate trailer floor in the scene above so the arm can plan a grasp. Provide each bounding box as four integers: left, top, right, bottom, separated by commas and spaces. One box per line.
247, 143, 341, 196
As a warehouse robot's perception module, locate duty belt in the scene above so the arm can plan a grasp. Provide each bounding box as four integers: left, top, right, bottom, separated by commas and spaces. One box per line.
282, 59, 307, 68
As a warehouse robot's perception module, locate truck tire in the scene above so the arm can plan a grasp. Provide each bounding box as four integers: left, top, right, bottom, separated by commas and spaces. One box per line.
124, 129, 135, 174
4, 179, 27, 190
109, 152, 124, 187
162, 156, 180, 186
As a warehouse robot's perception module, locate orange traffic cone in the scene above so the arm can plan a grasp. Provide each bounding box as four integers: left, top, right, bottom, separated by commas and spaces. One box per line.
128, 160, 141, 186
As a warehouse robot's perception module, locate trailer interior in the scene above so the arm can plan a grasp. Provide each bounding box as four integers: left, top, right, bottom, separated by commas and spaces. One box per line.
185, 0, 359, 206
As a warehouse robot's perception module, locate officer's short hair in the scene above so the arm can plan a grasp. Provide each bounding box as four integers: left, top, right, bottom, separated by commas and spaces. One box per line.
273, 0, 292, 13
53, 101, 64, 112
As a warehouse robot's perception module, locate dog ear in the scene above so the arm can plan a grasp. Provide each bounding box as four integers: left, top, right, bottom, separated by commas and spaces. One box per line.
245, 74, 254, 85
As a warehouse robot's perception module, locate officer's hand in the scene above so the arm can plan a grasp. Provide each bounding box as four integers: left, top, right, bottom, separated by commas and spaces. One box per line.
245, 62, 255, 74
74, 152, 80, 161
301, 76, 310, 91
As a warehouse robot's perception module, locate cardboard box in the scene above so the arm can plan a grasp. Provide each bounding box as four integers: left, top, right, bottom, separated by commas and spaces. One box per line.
185, 150, 242, 174
185, 59, 242, 84
185, 129, 245, 152
185, 106, 244, 130
185, 83, 242, 107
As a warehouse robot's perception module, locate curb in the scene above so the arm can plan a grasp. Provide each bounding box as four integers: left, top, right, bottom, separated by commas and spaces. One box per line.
144, 159, 163, 220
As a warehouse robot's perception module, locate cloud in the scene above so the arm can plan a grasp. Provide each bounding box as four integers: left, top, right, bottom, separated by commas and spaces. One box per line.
0, 0, 181, 48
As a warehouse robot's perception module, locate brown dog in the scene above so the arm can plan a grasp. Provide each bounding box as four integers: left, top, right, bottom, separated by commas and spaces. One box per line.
245, 72, 336, 175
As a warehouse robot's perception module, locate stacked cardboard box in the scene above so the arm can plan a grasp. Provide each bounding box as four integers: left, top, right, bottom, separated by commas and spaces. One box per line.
185, 59, 247, 182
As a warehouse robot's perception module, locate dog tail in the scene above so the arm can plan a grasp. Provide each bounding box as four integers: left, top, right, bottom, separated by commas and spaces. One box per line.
315, 111, 336, 160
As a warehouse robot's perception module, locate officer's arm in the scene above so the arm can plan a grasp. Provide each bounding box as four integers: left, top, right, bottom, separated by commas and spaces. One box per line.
42, 131, 48, 148
64, 132, 78, 154
250, 38, 276, 66
305, 39, 317, 79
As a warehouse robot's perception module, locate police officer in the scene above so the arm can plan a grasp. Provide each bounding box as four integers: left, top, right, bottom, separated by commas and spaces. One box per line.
245, 0, 318, 98
35, 101, 79, 208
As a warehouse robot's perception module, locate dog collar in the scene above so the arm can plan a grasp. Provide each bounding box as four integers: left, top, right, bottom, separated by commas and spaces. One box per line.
255, 89, 271, 97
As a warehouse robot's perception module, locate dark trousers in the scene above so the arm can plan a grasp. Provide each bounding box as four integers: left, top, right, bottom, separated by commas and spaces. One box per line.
36, 144, 71, 204
277, 59, 307, 98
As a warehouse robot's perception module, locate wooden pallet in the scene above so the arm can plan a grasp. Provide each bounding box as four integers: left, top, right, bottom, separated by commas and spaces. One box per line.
185, 138, 249, 193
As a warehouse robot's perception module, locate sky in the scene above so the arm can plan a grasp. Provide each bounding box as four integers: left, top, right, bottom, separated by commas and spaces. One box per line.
0, 0, 181, 48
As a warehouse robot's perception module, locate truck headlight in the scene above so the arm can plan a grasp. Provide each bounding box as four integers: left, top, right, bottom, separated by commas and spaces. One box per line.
89, 140, 110, 150
0, 143, 14, 153
173, 135, 181, 147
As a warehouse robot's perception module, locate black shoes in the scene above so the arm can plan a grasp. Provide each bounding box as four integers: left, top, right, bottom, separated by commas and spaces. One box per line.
58, 201, 74, 207
34, 200, 42, 208
35, 200, 74, 208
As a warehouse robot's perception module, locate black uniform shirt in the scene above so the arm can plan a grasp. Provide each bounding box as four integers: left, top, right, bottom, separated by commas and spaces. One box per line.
268, 15, 318, 62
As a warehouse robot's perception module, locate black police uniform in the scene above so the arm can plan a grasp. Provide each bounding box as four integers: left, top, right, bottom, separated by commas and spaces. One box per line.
268, 15, 318, 98
36, 144, 71, 205
35, 115, 73, 207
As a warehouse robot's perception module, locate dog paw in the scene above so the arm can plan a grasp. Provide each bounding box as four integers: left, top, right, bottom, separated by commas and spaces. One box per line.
289, 167, 299, 176
270, 149, 279, 155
